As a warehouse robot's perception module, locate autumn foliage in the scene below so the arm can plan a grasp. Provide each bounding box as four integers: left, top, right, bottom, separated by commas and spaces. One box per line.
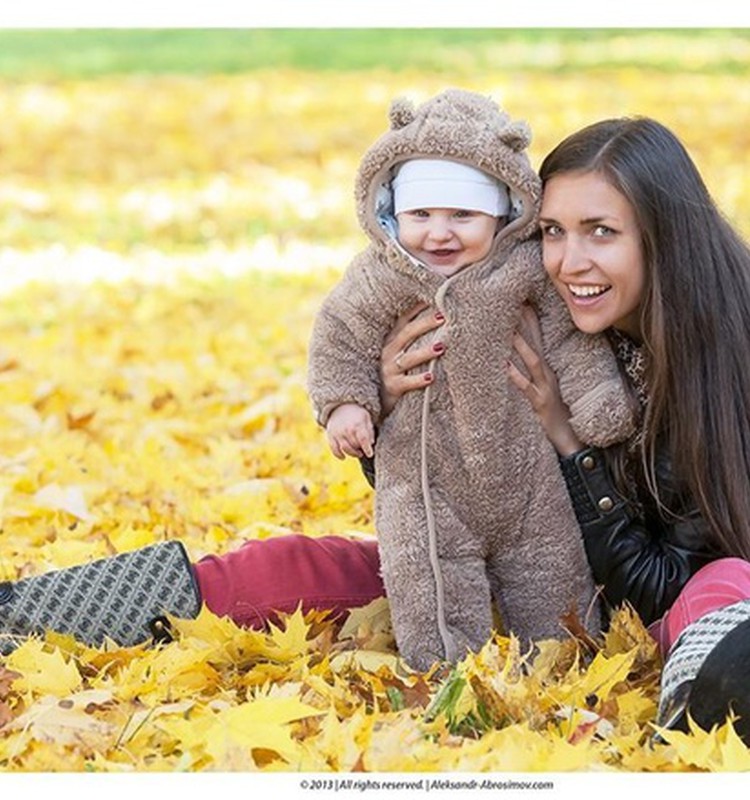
1, 32, 750, 772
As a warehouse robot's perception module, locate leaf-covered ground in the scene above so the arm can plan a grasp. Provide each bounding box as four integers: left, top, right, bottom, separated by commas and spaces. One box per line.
1, 34, 750, 772
1, 273, 748, 773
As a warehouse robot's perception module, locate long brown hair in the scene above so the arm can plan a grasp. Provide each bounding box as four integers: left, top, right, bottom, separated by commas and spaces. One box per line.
540, 117, 750, 559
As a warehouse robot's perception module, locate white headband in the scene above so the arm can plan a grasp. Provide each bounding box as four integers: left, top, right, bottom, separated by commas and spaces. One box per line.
392, 159, 509, 217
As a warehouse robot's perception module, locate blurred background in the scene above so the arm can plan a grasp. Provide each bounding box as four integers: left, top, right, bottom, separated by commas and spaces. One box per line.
0, 29, 749, 773
1, 28, 749, 571
0, 28, 748, 289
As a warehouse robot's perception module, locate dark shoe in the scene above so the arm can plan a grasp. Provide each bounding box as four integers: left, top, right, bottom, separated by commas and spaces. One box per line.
688, 616, 750, 741
656, 599, 750, 742
0, 541, 201, 654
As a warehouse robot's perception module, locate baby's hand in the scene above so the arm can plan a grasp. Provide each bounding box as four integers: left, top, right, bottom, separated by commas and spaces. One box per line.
326, 404, 375, 460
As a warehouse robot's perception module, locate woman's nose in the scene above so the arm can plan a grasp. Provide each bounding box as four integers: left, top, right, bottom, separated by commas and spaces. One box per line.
558, 237, 591, 277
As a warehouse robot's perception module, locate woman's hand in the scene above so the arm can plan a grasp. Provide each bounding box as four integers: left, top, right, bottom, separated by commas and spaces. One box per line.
507, 305, 583, 457
380, 303, 446, 418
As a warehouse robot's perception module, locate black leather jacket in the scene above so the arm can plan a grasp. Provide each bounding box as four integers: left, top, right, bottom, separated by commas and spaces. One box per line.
559, 446, 721, 626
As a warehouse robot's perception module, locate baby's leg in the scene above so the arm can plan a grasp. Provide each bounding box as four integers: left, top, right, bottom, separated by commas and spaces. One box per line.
376, 487, 493, 672
486, 458, 598, 645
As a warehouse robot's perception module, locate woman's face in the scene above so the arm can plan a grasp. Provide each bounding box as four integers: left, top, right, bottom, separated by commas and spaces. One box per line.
540, 170, 646, 341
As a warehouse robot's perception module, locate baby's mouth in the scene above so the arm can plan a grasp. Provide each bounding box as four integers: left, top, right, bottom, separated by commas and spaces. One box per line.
429, 249, 458, 258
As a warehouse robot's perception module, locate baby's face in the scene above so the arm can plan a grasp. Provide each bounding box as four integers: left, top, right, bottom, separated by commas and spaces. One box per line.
396, 208, 502, 277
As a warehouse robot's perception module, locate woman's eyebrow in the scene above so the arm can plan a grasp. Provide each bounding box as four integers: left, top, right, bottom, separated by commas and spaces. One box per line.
540, 215, 617, 225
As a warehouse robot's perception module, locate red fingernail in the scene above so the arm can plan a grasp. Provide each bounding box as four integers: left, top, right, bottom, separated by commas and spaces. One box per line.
423, 372, 433, 383
432, 342, 445, 353
435, 312, 445, 322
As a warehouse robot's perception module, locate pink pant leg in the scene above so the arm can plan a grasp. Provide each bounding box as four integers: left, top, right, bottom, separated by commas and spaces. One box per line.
192, 534, 384, 628
649, 557, 750, 654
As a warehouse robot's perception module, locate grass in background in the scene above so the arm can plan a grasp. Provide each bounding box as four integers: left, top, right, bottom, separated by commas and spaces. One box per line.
0, 28, 747, 255
0, 28, 748, 78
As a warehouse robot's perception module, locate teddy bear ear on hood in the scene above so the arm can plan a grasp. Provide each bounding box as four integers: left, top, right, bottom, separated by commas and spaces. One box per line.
389, 97, 416, 130
499, 120, 533, 153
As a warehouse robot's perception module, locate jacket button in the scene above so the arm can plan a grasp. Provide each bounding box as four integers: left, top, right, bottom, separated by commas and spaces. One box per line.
598, 496, 614, 511
581, 455, 596, 470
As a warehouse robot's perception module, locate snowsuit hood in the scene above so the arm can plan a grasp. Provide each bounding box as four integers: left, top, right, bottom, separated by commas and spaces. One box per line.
354, 89, 541, 259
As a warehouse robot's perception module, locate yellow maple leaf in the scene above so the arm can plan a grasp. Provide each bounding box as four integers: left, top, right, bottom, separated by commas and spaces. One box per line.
171, 603, 248, 650
204, 695, 323, 767
655, 714, 750, 771
615, 687, 657, 727
604, 604, 659, 660
115, 698, 197, 748
445, 722, 603, 772
714, 720, 750, 771
531, 637, 581, 685
362, 711, 439, 771
173, 604, 318, 668
337, 597, 393, 641
304, 706, 377, 771
652, 715, 723, 770
329, 649, 405, 676
112, 643, 220, 703
5, 640, 83, 696
263, 606, 315, 661
575, 648, 638, 704
7, 690, 116, 748
106, 525, 158, 552
240, 656, 314, 690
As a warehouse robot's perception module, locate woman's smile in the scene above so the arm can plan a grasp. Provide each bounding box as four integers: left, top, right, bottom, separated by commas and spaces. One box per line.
567, 283, 611, 299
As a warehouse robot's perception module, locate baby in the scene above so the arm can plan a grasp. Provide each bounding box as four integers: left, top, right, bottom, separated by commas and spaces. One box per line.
307, 89, 634, 671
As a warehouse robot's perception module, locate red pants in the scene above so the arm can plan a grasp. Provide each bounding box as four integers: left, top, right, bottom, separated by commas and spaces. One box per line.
649, 557, 750, 653
193, 535, 750, 656
193, 534, 383, 628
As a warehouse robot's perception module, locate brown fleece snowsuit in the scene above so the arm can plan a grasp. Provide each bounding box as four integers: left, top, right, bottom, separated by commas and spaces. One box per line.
307, 89, 635, 671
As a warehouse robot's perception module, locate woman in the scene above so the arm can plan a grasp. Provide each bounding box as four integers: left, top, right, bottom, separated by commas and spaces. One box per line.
507, 117, 750, 737
3, 116, 750, 741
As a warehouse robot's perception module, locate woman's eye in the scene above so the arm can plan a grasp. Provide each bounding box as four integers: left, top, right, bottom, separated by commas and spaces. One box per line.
540, 223, 561, 237
592, 225, 615, 237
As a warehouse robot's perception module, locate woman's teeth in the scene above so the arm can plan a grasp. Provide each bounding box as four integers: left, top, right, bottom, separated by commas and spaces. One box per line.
569, 284, 609, 297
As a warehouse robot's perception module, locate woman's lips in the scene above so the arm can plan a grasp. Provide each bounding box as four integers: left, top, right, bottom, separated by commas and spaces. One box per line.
567, 284, 611, 304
